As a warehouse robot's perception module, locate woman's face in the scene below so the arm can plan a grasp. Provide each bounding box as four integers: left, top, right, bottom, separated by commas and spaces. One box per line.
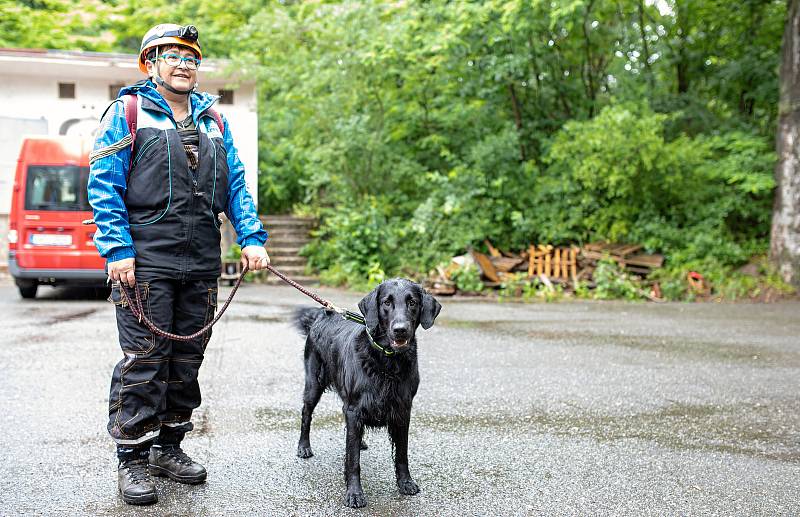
146, 45, 199, 93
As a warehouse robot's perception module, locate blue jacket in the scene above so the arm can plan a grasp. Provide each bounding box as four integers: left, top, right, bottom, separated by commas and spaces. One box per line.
88, 81, 267, 265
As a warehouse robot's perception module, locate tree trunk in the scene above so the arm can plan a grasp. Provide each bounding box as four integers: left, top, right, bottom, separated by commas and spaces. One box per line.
771, 0, 800, 287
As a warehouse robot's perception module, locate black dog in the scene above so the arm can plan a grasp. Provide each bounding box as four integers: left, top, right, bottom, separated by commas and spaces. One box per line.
294, 278, 441, 508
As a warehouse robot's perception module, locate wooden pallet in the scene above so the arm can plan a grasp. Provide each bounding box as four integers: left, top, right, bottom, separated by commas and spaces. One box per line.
527, 245, 579, 281
581, 242, 663, 274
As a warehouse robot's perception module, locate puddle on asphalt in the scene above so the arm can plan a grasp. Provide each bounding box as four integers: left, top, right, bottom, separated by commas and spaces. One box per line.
46, 308, 100, 324
254, 402, 800, 462
193, 409, 212, 436
413, 402, 800, 462
437, 319, 520, 329
436, 319, 799, 366
254, 407, 343, 431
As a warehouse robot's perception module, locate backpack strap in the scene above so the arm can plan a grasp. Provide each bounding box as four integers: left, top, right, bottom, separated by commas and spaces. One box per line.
88, 95, 137, 167
207, 108, 225, 136
122, 94, 138, 168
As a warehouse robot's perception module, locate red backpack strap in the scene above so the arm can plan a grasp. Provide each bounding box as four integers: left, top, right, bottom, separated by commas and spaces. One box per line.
208, 108, 225, 136
122, 94, 138, 169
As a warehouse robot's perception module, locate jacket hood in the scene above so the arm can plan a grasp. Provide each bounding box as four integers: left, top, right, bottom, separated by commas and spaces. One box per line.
118, 80, 219, 124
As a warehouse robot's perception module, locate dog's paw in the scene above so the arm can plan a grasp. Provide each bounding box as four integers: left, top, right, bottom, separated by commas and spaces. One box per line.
296, 444, 314, 459
344, 490, 367, 508
397, 478, 420, 495
359, 440, 368, 451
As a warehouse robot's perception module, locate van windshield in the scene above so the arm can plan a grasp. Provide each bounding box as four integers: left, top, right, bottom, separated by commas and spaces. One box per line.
25, 166, 90, 211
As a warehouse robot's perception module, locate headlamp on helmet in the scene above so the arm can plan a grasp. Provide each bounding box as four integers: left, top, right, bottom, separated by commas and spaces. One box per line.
179, 25, 199, 42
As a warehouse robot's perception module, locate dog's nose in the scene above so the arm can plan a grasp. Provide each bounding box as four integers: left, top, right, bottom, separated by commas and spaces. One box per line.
392, 325, 409, 338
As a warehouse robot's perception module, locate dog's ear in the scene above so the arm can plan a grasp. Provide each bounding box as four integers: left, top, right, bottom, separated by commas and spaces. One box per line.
358, 284, 381, 333
420, 290, 441, 330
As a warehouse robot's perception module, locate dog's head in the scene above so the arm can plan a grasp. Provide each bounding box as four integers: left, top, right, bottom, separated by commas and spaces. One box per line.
358, 278, 442, 353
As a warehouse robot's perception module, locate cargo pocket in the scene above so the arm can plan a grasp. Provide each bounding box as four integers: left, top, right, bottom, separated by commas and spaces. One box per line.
109, 281, 150, 306
202, 286, 218, 351
110, 282, 155, 355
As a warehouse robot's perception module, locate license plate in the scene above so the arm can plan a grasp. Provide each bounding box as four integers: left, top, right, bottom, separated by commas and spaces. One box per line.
30, 234, 72, 246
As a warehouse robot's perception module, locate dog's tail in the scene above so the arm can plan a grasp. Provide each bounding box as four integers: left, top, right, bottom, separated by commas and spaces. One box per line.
294, 307, 322, 336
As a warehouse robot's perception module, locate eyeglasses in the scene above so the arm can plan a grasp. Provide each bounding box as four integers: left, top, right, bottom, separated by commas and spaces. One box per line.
157, 53, 201, 70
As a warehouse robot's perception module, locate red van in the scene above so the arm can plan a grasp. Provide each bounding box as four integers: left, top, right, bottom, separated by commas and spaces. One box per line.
8, 136, 106, 298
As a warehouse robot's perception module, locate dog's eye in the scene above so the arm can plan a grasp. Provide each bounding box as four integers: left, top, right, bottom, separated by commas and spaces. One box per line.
408, 299, 417, 307
383, 299, 392, 307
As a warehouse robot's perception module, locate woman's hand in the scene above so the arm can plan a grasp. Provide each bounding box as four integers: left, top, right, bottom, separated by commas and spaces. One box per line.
241, 245, 271, 271
108, 258, 136, 286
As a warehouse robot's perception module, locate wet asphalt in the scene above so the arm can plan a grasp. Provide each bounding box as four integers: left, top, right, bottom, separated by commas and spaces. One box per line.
0, 281, 798, 516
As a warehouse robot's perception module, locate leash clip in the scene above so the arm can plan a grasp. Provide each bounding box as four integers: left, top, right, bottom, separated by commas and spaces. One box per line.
325, 302, 345, 315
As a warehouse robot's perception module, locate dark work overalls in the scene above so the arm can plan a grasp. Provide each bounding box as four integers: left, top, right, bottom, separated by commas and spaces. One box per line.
107, 95, 229, 450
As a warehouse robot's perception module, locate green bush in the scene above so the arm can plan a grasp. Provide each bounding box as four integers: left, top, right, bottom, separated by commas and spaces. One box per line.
592, 258, 642, 301
303, 197, 400, 289
450, 265, 483, 294
498, 274, 564, 303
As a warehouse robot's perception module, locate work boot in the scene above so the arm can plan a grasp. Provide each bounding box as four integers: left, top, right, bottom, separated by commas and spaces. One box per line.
149, 445, 207, 484
118, 458, 158, 505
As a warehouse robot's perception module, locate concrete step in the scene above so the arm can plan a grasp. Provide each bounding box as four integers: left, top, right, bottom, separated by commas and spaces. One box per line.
267, 239, 311, 253
266, 246, 306, 256
258, 216, 319, 281
268, 232, 312, 239
270, 263, 308, 274
261, 215, 316, 222
269, 267, 316, 282
267, 229, 313, 240
269, 255, 308, 266
264, 220, 316, 230
261, 216, 316, 228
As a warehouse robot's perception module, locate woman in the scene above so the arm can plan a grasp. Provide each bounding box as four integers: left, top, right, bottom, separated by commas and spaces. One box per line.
88, 23, 269, 505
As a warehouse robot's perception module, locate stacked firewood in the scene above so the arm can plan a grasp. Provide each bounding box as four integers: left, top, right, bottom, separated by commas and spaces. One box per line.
426, 240, 664, 295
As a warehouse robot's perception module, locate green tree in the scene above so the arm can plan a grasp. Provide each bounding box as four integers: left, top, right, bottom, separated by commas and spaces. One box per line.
5, 0, 784, 291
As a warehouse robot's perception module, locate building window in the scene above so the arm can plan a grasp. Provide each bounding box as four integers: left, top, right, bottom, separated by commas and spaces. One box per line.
58, 82, 75, 99
218, 89, 234, 105
109, 84, 125, 100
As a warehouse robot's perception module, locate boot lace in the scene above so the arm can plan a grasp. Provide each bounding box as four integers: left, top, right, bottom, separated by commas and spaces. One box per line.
163, 447, 195, 466
121, 458, 151, 484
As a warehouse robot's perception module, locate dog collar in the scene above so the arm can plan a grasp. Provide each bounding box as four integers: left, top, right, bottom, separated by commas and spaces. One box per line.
340, 310, 396, 356
364, 325, 396, 356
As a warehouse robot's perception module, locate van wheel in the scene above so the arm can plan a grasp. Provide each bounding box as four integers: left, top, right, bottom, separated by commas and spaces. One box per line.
17, 282, 38, 299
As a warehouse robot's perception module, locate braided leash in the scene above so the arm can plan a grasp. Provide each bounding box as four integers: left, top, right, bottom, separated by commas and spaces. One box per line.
117, 263, 368, 342
263, 264, 335, 310
118, 263, 251, 342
